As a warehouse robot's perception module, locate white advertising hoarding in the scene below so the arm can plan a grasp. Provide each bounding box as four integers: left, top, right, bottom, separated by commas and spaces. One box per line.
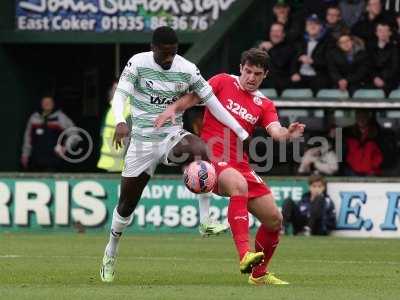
329, 182, 400, 238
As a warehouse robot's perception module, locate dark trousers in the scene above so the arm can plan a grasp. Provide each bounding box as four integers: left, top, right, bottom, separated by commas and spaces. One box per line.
291, 75, 329, 96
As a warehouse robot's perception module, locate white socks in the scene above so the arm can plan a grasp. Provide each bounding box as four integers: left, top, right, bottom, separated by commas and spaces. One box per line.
198, 193, 211, 224
105, 207, 132, 257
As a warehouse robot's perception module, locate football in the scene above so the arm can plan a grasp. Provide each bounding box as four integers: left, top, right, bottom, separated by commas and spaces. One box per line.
183, 160, 216, 194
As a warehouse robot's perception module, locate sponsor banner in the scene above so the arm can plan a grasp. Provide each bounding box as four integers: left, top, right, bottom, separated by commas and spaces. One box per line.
329, 183, 400, 238
0, 178, 306, 232
15, 0, 236, 32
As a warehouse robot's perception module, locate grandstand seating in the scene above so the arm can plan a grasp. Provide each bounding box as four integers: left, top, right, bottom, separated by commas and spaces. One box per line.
352, 89, 386, 99
316, 89, 349, 99
388, 89, 400, 100
281, 89, 313, 99
260, 88, 278, 98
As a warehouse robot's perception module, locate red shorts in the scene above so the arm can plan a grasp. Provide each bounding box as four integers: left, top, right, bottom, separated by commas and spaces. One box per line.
211, 161, 271, 200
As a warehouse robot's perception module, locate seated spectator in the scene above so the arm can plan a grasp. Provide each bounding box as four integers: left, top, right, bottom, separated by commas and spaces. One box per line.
290, 14, 330, 94
21, 95, 75, 171
339, 0, 366, 28
352, 0, 395, 42
282, 174, 337, 236
298, 137, 339, 175
266, 0, 302, 42
325, 5, 350, 44
393, 12, 400, 43
327, 34, 369, 95
302, 0, 339, 19
366, 22, 399, 95
258, 22, 295, 95
343, 110, 383, 176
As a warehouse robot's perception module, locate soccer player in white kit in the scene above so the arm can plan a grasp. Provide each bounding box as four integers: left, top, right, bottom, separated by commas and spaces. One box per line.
100, 26, 249, 282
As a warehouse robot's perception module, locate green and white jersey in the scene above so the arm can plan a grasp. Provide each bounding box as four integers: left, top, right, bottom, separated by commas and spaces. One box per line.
115, 51, 213, 142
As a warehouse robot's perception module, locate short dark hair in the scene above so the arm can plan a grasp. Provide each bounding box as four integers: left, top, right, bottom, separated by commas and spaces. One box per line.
308, 174, 327, 187
152, 26, 178, 46
240, 48, 270, 72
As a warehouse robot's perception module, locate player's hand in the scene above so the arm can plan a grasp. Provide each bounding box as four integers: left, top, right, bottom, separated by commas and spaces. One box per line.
287, 122, 305, 139
113, 122, 130, 150
154, 106, 176, 129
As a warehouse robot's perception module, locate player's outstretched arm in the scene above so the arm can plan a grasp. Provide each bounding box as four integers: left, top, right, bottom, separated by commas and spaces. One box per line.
154, 93, 198, 128
155, 92, 249, 141
267, 122, 305, 142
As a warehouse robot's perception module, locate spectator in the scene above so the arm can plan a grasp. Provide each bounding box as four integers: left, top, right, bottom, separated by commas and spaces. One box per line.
325, 5, 351, 44
343, 110, 383, 176
393, 12, 400, 42
339, 0, 366, 28
327, 34, 369, 95
267, 0, 302, 42
366, 22, 399, 94
21, 95, 74, 171
352, 0, 395, 42
97, 81, 131, 172
290, 14, 330, 94
258, 22, 295, 95
298, 137, 339, 175
282, 175, 337, 236
302, 0, 339, 19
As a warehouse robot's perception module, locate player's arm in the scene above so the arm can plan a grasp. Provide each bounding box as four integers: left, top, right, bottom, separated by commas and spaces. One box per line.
155, 72, 249, 141
112, 58, 137, 149
267, 122, 305, 141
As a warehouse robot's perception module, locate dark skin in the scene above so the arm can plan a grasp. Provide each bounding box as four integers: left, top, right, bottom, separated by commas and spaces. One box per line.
113, 43, 209, 218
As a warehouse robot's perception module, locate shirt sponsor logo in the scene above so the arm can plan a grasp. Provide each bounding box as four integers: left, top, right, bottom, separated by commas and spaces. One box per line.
150, 96, 178, 105
226, 99, 259, 125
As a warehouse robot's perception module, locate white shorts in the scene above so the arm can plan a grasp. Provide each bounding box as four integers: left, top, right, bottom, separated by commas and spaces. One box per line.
122, 128, 191, 177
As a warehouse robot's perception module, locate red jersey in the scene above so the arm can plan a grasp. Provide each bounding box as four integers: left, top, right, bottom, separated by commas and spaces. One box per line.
201, 73, 279, 169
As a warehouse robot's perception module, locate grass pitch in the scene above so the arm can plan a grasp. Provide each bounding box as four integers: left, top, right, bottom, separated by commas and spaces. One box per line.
0, 233, 399, 300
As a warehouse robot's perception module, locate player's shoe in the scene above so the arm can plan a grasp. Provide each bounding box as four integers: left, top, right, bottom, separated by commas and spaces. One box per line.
198, 218, 229, 237
248, 272, 289, 285
100, 253, 116, 283
239, 251, 265, 274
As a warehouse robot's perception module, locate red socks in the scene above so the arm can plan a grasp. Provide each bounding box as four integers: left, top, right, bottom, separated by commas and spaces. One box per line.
252, 225, 280, 278
227, 195, 250, 260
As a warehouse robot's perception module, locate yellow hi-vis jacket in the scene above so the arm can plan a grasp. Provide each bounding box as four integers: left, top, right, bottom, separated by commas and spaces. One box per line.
97, 102, 130, 172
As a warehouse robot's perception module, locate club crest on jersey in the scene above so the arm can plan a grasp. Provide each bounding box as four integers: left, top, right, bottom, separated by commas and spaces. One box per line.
145, 80, 154, 89
175, 82, 187, 92
253, 96, 262, 106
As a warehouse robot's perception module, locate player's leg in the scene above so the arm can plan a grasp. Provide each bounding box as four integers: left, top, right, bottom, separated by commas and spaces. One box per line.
217, 167, 264, 273
101, 173, 150, 283
105, 174, 150, 257
247, 194, 288, 285
198, 192, 229, 237
167, 133, 209, 164
167, 134, 228, 236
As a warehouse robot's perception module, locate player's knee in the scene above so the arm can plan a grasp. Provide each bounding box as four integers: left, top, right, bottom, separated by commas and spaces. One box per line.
268, 211, 283, 231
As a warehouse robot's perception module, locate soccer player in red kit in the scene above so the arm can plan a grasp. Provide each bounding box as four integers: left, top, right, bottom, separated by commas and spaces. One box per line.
155, 48, 305, 285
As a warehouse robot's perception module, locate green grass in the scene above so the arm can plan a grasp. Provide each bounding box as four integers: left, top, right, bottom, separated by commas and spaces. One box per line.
0, 233, 399, 300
